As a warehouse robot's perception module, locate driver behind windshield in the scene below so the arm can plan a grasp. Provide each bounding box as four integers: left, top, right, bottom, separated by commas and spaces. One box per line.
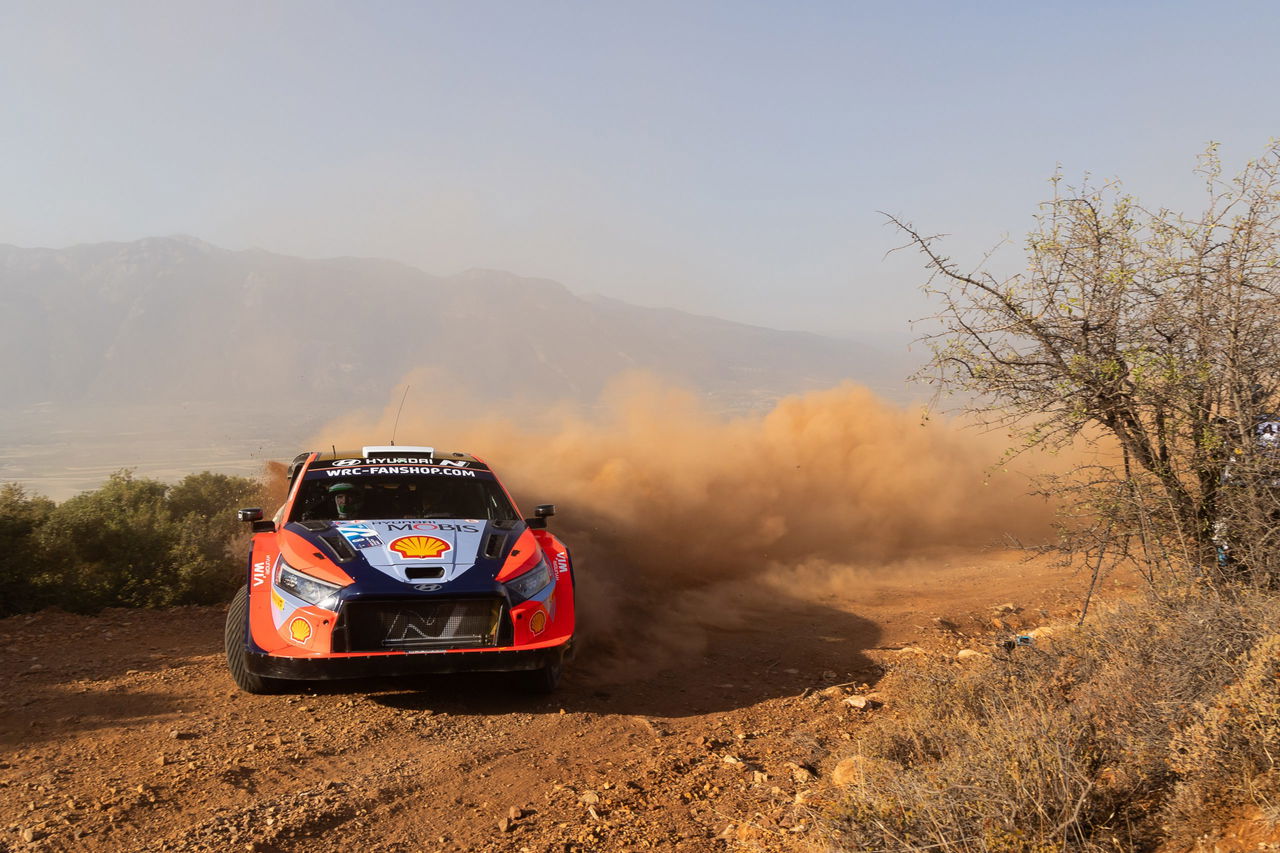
329, 482, 361, 519
294, 475, 517, 522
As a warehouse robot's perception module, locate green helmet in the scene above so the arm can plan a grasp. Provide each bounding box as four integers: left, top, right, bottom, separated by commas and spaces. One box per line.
329, 482, 360, 518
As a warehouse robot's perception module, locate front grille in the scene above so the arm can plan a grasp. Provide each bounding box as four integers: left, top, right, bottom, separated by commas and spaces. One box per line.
341, 598, 501, 652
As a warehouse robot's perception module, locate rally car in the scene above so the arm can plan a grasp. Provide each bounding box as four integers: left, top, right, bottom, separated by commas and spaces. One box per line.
224, 445, 574, 694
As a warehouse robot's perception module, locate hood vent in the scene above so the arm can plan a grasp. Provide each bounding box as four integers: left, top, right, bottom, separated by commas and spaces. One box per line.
317, 530, 357, 563
405, 566, 445, 580
483, 533, 506, 560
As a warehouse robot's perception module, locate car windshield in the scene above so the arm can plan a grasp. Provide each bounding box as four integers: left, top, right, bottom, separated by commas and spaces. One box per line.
292, 475, 519, 522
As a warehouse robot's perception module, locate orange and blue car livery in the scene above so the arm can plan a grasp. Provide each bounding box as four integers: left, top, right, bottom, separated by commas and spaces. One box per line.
224, 445, 574, 693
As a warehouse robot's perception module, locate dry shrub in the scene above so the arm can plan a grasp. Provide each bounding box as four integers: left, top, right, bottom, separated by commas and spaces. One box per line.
828, 592, 1280, 852
1164, 629, 1280, 838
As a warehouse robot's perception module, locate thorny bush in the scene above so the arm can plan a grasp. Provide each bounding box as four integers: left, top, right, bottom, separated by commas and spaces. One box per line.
827, 592, 1280, 852
894, 143, 1280, 590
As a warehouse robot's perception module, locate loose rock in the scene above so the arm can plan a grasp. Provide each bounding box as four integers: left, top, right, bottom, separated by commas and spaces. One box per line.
832, 757, 864, 787
832, 755, 893, 787
788, 762, 816, 784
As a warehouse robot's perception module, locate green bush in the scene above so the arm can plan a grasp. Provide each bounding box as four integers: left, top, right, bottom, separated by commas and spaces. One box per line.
0, 470, 263, 615
0, 484, 56, 616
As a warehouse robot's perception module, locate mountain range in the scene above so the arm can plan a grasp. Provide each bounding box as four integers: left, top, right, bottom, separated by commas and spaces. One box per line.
0, 236, 902, 416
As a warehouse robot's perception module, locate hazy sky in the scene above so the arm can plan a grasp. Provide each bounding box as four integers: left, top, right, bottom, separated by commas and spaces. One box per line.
3, 1, 1278, 337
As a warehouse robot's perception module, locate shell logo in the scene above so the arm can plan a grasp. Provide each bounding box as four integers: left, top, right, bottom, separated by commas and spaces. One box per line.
289, 617, 312, 644
389, 535, 451, 560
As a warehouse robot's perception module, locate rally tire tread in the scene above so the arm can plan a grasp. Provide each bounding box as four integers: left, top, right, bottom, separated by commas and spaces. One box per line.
224, 585, 286, 695
516, 657, 563, 694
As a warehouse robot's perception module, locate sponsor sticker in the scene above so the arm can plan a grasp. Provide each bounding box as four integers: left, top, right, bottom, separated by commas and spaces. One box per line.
270, 589, 284, 611
389, 535, 452, 560
333, 456, 438, 467
529, 609, 547, 634
384, 521, 480, 533
336, 523, 384, 548
288, 617, 312, 644
252, 557, 272, 587
322, 466, 477, 478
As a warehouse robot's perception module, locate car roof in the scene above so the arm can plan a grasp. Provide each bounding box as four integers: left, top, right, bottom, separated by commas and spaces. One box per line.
311, 448, 483, 464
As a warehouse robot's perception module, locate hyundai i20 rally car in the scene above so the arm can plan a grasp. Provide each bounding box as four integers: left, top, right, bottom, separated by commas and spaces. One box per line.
224, 446, 574, 694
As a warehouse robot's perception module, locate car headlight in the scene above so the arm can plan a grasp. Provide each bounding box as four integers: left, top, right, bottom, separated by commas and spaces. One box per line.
276, 561, 343, 610
505, 557, 552, 602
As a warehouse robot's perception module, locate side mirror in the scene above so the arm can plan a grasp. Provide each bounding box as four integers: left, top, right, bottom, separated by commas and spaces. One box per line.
238, 507, 276, 533
525, 504, 556, 530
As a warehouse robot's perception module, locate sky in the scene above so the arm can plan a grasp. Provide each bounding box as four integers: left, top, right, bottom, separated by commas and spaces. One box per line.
2, 1, 1278, 339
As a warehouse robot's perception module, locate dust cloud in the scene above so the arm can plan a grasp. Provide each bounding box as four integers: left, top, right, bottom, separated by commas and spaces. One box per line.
307, 374, 1056, 677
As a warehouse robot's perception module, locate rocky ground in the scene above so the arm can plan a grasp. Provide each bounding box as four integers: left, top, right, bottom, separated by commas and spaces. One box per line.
0, 552, 1121, 853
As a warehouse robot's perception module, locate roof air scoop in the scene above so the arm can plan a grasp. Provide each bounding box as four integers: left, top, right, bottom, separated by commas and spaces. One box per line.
363, 445, 433, 458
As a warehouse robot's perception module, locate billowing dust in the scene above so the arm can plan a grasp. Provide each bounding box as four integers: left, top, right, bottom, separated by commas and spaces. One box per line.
299, 375, 1056, 678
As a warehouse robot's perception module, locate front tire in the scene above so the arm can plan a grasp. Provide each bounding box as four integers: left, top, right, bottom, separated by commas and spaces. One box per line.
515, 653, 564, 694
224, 585, 286, 695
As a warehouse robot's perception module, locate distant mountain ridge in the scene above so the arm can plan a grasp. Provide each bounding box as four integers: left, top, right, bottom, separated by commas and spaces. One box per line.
0, 236, 896, 414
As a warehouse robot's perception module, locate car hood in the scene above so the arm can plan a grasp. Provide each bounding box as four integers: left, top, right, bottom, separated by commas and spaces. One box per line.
331, 519, 493, 584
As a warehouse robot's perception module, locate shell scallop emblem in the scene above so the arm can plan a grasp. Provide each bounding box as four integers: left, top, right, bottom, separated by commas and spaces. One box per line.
389, 535, 452, 560
289, 617, 312, 644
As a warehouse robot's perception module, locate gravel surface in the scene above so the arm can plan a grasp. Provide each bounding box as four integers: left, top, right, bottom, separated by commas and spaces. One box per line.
0, 552, 1105, 852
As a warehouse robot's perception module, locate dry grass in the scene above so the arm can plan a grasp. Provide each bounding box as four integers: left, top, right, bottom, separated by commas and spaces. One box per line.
1164, 629, 1280, 839
824, 590, 1280, 852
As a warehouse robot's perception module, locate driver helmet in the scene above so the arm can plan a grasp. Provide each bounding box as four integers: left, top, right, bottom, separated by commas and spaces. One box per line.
328, 482, 361, 518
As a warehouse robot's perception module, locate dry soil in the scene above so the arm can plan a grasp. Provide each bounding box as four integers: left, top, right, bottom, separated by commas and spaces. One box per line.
0, 552, 1118, 853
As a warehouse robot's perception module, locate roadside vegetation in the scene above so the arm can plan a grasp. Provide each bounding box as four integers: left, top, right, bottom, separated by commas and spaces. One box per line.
825, 145, 1280, 851
828, 593, 1280, 851
0, 470, 263, 616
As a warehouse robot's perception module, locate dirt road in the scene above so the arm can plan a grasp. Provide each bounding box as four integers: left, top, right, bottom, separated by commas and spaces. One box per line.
0, 552, 1109, 853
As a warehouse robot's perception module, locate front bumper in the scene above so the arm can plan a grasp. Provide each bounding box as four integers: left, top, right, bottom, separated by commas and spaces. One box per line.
245, 639, 572, 681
